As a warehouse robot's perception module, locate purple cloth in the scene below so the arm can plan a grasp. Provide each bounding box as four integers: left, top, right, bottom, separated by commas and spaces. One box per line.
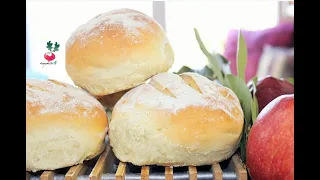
223, 22, 294, 82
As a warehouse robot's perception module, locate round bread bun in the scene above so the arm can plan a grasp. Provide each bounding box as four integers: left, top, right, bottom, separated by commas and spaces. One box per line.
109, 72, 244, 166
26, 79, 108, 172
66, 8, 174, 97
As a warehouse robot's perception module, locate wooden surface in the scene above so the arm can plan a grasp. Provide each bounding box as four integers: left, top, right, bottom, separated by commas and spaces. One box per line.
89, 145, 111, 180
115, 162, 126, 180
26, 148, 249, 180
232, 154, 248, 180
65, 164, 87, 180
141, 166, 150, 180
212, 163, 223, 180
188, 166, 197, 180
40, 171, 54, 180
165, 166, 173, 180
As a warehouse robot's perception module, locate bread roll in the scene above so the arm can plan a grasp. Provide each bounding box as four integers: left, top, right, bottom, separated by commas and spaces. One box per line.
109, 72, 244, 166
26, 79, 108, 172
66, 8, 174, 97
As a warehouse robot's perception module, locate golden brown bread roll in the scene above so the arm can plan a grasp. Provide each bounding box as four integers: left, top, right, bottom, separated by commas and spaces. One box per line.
66, 8, 174, 97
26, 79, 108, 172
109, 72, 244, 166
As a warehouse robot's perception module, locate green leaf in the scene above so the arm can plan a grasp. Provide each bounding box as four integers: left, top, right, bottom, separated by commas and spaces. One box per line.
196, 66, 214, 80
53, 61, 57, 65
250, 76, 259, 123
251, 96, 258, 124
176, 66, 194, 74
224, 74, 252, 123
252, 76, 258, 86
194, 28, 224, 84
216, 54, 232, 76
239, 127, 251, 164
223, 74, 252, 163
53, 42, 60, 52
176, 66, 216, 81
251, 76, 258, 93
219, 54, 229, 64
46, 41, 53, 52
236, 30, 248, 81
287, 77, 294, 84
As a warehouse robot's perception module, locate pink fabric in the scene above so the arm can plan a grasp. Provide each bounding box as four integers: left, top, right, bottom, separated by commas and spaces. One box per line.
223, 22, 294, 82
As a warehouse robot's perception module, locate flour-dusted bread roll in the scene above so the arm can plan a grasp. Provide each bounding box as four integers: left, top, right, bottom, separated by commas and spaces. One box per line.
109, 72, 244, 166
66, 8, 174, 98
26, 79, 108, 172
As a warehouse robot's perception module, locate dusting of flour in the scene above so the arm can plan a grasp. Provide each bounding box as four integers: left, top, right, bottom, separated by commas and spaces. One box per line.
116, 72, 243, 121
26, 78, 104, 116
66, 8, 155, 48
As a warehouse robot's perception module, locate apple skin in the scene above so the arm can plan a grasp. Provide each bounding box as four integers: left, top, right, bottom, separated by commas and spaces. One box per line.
246, 94, 294, 180
255, 76, 294, 112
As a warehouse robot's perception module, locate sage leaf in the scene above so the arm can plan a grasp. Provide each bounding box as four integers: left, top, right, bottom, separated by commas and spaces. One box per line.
237, 30, 248, 81
194, 28, 224, 83
252, 76, 258, 88
196, 66, 214, 80
177, 66, 194, 74
217, 54, 232, 75
224, 74, 252, 122
219, 54, 229, 64
250, 76, 259, 123
223, 74, 252, 162
251, 96, 258, 124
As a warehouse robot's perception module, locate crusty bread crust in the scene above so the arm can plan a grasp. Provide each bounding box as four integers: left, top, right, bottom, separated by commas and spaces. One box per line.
26, 79, 108, 172
109, 72, 244, 166
66, 8, 174, 96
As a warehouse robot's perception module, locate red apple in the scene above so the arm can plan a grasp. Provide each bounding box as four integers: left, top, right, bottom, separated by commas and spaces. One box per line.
255, 76, 294, 112
246, 94, 294, 180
